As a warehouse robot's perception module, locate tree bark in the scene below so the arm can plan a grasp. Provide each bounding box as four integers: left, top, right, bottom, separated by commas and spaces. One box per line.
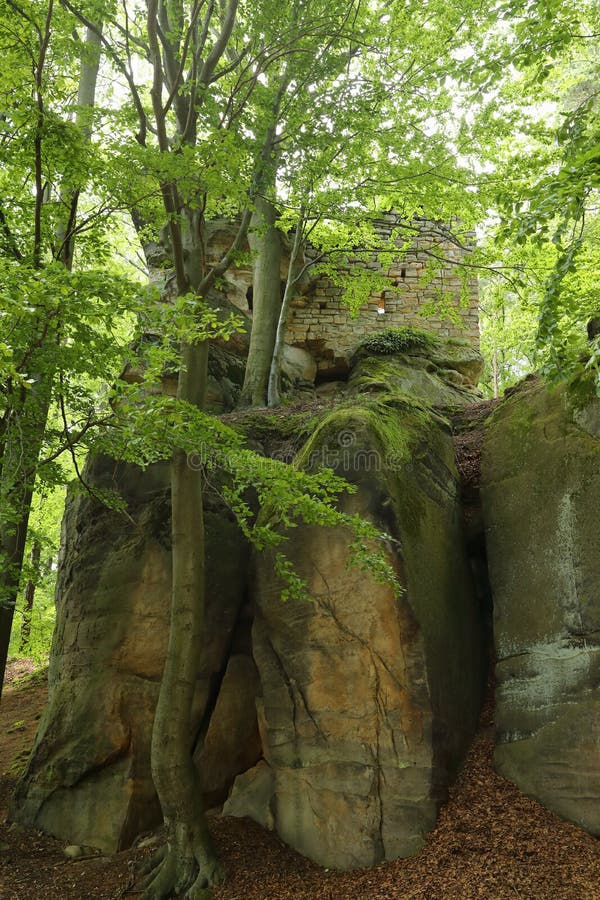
0, 379, 52, 703
141, 205, 253, 897
267, 218, 305, 407
239, 196, 282, 407
19, 540, 41, 655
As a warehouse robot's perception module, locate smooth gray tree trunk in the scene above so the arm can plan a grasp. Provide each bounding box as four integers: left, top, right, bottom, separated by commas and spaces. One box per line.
19, 540, 41, 654
239, 196, 282, 407
267, 219, 305, 407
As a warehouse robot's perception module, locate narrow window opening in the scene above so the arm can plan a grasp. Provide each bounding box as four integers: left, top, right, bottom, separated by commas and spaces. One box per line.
400, 267, 406, 279
377, 296, 386, 315
246, 286, 253, 311
319, 301, 327, 310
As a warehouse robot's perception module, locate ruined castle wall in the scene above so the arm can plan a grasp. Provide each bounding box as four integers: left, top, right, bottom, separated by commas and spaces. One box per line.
208, 215, 480, 374
284, 216, 479, 374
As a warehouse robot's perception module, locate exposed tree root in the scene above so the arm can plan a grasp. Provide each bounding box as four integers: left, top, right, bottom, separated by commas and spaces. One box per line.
140, 837, 225, 900
136, 845, 167, 877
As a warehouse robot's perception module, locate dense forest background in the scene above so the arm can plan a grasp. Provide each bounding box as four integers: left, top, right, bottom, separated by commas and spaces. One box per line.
1, 1, 599, 895
2, 0, 599, 660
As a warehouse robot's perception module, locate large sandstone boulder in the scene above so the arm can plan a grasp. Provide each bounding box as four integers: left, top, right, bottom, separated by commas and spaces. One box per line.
281, 344, 317, 385
194, 653, 262, 806
348, 339, 483, 408
227, 396, 485, 869
11, 455, 250, 852
481, 376, 600, 835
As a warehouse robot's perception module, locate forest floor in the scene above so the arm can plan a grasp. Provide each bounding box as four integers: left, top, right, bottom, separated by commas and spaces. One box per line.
1, 661, 598, 899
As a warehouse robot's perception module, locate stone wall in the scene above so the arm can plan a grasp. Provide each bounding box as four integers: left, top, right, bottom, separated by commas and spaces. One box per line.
209, 214, 479, 375
286, 217, 479, 375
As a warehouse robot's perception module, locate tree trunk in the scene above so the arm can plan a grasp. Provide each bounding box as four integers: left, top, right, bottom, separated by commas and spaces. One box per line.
239, 196, 282, 407
267, 219, 305, 407
140, 197, 245, 897
56, 25, 103, 269
142, 337, 224, 899
19, 540, 41, 655
0, 380, 52, 702
0, 501, 32, 701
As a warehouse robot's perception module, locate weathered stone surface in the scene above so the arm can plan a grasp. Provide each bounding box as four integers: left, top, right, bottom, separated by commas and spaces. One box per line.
222, 761, 275, 831
348, 343, 482, 409
481, 376, 600, 836
229, 396, 484, 869
426, 339, 484, 386
281, 344, 317, 385
11, 455, 250, 852
195, 654, 262, 806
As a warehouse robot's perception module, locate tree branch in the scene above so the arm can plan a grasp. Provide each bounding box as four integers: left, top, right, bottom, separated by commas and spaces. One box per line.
60, 0, 150, 145
0, 207, 23, 260
198, 0, 237, 86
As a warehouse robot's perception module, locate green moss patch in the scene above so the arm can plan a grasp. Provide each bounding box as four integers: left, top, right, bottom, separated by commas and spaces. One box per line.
355, 326, 439, 358
296, 394, 433, 474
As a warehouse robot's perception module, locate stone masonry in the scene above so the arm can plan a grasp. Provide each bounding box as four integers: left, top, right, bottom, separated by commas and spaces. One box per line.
209, 213, 479, 375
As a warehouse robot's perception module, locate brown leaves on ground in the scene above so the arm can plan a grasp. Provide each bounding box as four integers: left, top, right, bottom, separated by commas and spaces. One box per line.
1, 666, 598, 899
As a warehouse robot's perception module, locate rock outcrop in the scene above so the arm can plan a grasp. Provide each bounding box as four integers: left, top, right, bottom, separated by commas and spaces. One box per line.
11, 456, 252, 852
348, 349, 481, 408
481, 376, 600, 836
12, 337, 487, 863
226, 384, 485, 868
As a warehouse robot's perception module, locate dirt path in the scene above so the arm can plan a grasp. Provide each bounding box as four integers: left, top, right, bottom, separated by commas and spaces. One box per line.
1, 665, 598, 899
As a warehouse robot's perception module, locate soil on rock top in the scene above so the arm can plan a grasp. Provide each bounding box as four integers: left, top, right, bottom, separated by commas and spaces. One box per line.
1, 662, 598, 899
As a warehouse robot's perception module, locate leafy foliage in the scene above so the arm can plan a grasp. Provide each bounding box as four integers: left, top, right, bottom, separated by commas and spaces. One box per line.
95, 376, 400, 604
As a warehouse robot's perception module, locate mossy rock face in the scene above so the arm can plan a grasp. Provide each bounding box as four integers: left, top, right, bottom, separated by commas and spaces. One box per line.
352, 326, 439, 360
425, 338, 484, 385
230, 395, 484, 870
11, 455, 251, 852
481, 376, 600, 836
348, 349, 481, 409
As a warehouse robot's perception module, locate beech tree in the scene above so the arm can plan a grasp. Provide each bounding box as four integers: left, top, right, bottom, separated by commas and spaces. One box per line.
56, 2, 400, 895
237, 0, 368, 407
0, 0, 138, 698
239, 0, 510, 408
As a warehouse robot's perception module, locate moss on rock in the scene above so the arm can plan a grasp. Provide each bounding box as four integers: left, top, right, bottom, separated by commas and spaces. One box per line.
481, 375, 600, 836
348, 352, 481, 409
233, 388, 485, 869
